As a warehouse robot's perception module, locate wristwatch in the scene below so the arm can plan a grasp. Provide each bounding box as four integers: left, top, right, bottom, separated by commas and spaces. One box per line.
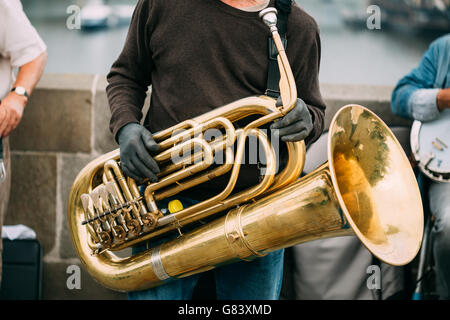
11, 86, 29, 98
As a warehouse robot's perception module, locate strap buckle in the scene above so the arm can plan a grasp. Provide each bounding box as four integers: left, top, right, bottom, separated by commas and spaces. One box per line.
266, 37, 288, 99
264, 88, 280, 98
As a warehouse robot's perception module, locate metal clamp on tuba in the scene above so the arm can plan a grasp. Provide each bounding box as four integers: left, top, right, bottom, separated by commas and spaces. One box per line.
68, 8, 424, 292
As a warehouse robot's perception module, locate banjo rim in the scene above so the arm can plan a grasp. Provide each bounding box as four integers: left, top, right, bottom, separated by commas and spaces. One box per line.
410, 119, 450, 183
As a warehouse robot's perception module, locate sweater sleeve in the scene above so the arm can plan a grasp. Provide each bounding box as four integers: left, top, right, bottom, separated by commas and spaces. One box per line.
391, 39, 440, 121
106, 0, 153, 141
292, 27, 326, 147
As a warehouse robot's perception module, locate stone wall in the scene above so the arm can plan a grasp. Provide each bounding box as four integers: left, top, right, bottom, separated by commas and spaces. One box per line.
5, 74, 124, 299
3, 74, 411, 299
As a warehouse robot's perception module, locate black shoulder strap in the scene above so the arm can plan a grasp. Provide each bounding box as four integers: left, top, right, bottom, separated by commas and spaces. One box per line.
265, 0, 292, 98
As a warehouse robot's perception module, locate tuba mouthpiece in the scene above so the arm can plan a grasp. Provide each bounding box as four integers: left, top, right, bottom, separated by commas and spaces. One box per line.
259, 7, 278, 33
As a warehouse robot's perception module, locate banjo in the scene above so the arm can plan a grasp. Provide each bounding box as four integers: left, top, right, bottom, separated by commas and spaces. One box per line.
411, 109, 450, 183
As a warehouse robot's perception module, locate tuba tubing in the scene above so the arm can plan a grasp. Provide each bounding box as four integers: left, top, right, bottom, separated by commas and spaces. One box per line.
68, 104, 424, 292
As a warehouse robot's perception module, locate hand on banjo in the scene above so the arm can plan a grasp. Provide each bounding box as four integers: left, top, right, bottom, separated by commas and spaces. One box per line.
437, 88, 450, 111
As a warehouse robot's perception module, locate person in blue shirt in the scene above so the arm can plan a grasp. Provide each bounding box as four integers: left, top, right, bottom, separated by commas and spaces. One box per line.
392, 34, 450, 299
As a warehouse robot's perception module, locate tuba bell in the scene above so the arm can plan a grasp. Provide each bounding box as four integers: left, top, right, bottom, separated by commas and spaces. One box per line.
68, 8, 423, 292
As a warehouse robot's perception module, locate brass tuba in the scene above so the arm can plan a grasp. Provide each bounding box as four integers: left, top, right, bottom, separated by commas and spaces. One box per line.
68, 8, 423, 292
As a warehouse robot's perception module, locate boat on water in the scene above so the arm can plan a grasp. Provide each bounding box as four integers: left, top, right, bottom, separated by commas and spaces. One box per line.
339, 0, 450, 32
79, 0, 134, 30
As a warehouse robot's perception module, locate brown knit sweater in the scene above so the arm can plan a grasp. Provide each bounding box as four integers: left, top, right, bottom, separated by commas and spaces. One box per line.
106, 0, 326, 195
106, 0, 326, 143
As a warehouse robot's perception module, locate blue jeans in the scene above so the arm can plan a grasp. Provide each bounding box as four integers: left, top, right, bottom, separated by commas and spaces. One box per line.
127, 196, 284, 300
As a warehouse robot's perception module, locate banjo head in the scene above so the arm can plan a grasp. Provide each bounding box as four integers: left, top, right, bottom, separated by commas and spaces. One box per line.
411, 109, 450, 182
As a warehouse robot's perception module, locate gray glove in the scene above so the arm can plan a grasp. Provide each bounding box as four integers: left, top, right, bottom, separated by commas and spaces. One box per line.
271, 97, 313, 142
117, 123, 160, 182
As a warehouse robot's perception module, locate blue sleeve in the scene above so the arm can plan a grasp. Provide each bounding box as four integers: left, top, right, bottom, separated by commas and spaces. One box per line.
391, 41, 439, 120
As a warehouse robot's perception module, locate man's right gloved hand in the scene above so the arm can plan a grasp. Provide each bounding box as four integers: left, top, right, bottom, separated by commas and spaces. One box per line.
117, 123, 160, 182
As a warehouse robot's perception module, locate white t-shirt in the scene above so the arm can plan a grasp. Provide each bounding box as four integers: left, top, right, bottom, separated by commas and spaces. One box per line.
0, 0, 46, 99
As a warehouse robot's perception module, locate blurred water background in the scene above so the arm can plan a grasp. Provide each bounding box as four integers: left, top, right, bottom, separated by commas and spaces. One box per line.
21, 0, 449, 85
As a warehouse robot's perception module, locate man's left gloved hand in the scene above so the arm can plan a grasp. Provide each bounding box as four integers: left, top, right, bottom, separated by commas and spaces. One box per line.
271, 97, 313, 142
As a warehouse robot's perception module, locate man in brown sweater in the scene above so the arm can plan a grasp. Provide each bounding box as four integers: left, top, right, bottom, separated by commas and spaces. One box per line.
106, 0, 326, 300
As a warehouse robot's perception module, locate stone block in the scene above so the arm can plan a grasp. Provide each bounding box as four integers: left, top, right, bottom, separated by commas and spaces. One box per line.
43, 261, 126, 300
93, 76, 118, 154
5, 152, 57, 254
60, 153, 98, 259
10, 74, 94, 153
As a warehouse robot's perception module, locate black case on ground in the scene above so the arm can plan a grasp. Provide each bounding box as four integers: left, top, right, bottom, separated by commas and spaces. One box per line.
0, 239, 43, 300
